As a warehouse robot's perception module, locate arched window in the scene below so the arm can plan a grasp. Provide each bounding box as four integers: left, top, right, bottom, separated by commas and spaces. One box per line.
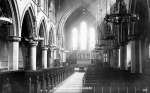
71, 21, 96, 51
72, 28, 78, 50
89, 27, 95, 50
80, 21, 87, 50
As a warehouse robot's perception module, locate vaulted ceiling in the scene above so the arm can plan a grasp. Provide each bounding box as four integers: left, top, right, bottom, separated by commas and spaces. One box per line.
55, 0, 117, 19
54, 0, 116, 50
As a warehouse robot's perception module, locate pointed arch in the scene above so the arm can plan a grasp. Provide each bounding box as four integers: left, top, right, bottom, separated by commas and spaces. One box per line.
21, 3, 35, 31
0, 0, 21, 70
36, 19, 47, 69
7, 0, 21, 36
49, 23, 55, 46
38, 18, 47, 46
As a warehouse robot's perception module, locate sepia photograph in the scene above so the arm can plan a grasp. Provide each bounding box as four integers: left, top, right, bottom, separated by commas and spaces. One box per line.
0, 0, 149, 93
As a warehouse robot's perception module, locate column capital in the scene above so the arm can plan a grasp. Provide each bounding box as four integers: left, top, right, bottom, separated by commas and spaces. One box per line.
8, 36, 21, 42
49, 44, 56, 48
28, 40, 38, 46
41, 46, 48, 50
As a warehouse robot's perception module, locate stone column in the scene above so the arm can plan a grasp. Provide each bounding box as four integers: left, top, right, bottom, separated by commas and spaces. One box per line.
139, 40, 142, 73
131, 40, 140, 73
115, 49, 119, 68
29, 41, 38, 70
131, 41, 136, 73
8, 36, 21, 70
60, 51, 64, 67
48, 48, 54, 68
42, 47, 48, 69
111, 49, 119, 68
50, 49, 54, 67
119, 45, 127, 70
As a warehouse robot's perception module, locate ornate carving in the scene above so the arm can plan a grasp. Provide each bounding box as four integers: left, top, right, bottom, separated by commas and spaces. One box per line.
104, 0, 139, 47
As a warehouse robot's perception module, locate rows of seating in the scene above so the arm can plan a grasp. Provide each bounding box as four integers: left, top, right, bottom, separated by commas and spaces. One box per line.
0, 66, 74, 93
82, 63, 150, 93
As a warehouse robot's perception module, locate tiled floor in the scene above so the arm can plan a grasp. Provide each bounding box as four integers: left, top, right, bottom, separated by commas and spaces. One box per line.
53, 72, 85, 93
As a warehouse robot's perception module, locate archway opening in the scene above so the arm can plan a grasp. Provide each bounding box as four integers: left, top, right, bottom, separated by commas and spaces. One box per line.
0, 0, 13, 71
19, 10, 34, 70
36, 21, 45, 69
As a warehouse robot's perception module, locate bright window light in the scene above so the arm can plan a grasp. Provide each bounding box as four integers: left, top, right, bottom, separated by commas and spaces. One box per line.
127, 43, 131, 67
149, 44, 150, 58
104, 53, 108, 62
80, 21, 87, 50
71, 21, 96, 51
89, 27, 95, 50
118, 49, 121, 67
72, 28, 78, 50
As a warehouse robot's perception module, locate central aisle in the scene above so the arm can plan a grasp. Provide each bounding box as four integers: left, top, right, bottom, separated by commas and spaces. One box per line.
53, 72, 85, 93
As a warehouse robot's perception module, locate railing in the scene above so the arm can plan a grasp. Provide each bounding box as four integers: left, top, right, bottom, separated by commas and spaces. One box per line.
0, 66, 74, 93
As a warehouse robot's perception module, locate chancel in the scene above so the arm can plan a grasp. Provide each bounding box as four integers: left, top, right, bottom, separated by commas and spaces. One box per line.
0, 0, 150, 93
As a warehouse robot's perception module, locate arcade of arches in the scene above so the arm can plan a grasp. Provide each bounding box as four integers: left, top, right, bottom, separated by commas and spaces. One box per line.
0, 0, 150, 93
